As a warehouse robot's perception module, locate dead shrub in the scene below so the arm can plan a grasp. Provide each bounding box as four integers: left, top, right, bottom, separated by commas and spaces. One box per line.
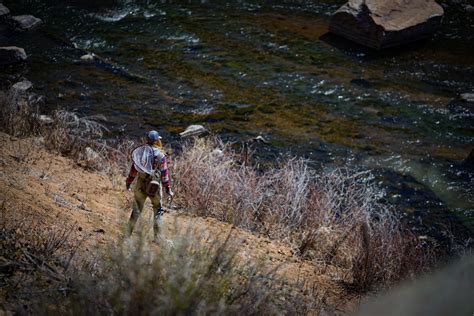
0, 90, 41, 137
171, 137, 434, 291
44, 110, 108, 157
0, 202, 81, 312
34, 223, 321, 315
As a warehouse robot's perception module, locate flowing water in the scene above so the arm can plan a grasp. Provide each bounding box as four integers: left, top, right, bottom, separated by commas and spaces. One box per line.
2, 0, 473, 238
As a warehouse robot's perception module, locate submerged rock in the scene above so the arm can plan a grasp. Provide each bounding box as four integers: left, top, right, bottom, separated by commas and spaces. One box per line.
0, 46, 27, 65
448, 92, 474, 116
75, 52, 150, 83
179, 125, 208, 138
11, 15, 42, 31
329, 0, 444, 49
350, 78, 372, 88
462, 149, 474, 169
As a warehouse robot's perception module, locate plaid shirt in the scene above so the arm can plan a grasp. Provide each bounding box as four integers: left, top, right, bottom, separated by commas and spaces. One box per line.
126, 150, 171, 190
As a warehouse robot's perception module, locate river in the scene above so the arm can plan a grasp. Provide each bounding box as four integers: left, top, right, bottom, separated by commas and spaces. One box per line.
2, 0, 473, 239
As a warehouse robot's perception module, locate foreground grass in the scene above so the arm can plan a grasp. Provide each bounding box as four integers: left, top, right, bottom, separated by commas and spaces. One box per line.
0, 203, 324, 315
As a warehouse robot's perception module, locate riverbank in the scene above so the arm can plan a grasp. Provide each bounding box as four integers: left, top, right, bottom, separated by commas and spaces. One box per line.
1, 84, 468, 313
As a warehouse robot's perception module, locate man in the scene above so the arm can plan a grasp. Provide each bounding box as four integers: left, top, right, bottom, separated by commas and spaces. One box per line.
125, 130, 173, 242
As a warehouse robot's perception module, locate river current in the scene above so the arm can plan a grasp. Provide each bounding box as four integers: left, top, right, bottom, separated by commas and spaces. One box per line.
2, 0, 473, 238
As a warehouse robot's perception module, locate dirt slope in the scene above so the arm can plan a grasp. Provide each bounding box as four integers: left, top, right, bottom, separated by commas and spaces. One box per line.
0, 132, 351, 311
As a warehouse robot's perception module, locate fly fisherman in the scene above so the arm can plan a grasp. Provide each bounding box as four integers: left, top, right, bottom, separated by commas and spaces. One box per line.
125, 130, 174, 242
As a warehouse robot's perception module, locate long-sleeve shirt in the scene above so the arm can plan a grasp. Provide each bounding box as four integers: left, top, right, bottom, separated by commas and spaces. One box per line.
126, 148, 171, 190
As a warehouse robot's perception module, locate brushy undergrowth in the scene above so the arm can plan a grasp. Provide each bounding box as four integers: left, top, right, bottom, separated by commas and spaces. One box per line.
0, 91, 137, 185
0, 203, 81, 313
0, 202, 323, 315
171, 138, 436, 291
52, 226, 321, 315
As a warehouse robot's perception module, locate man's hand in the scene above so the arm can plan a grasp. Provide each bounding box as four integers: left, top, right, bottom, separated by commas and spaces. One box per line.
126, 183, 131, 191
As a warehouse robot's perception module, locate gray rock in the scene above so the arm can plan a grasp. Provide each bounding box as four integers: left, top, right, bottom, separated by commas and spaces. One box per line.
329, 0, 444, 49
80, 53, 96, 62
211, 149, 224, 157
38, 114, 54, 125
466, 5, 474, 13
0, 46, 27, 65
11, 80, 33, 94
0, 4, 10, 18
460, 93, 474, 103
252, 135, 269, 144
11, 15, 42, 31
179, 125, 208, 138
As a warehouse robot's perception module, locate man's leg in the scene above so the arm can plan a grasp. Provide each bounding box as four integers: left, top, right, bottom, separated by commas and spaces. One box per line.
126, 189, 146, 237
150, 195, 164, 241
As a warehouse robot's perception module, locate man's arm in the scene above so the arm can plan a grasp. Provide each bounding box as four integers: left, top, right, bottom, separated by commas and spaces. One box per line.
158, 156, 172, 195
126, 164, 138, 190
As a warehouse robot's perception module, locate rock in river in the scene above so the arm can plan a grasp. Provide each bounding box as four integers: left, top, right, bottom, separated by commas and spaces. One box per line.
0, 4, 10, 18
0, 46, 27, 66
11, 15, 42, 31
448, 92, 474, 116
11, 80, 33, 94
462, 149, 474, 169
80, 53, 96, 63
329, 0, 444, 49
179, 125, 208, 138
460, 93, 474, 103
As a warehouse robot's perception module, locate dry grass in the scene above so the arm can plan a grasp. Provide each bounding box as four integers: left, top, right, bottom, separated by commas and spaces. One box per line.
0, 202, 81, 313
0, 91, 41, 137
0, 91, 136, 181
171, 137, 437, 291
0, 199, 325, 314
48, 225, 321, 315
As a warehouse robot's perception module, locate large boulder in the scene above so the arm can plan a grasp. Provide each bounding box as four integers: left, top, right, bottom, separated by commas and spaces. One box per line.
179, 125, 208, 138
11, 15, 42, 31
0, 46, 27, 65
329, 0, 444, 49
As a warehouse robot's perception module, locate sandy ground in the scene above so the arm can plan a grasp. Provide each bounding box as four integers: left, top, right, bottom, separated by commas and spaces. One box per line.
0, 132, 354, 312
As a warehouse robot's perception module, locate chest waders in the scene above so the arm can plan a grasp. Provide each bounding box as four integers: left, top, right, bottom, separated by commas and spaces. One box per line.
127, 172, 164, 241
